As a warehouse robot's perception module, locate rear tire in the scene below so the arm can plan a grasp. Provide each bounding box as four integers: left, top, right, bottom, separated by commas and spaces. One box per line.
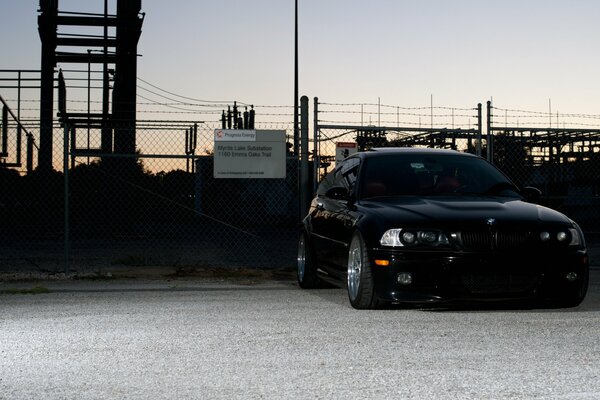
297, 231, 319, 289
347, 231, 380, 309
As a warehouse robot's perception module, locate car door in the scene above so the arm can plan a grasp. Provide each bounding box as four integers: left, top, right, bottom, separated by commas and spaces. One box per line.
310, 157, 360, 279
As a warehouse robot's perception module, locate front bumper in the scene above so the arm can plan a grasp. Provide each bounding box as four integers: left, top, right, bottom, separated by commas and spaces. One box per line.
369, 248, 589, 304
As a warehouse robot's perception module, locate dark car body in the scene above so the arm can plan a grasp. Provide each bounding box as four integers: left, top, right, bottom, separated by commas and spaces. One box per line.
297, 148, 589, 309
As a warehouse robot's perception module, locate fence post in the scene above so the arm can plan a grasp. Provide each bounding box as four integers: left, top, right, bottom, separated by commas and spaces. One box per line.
63, 122, 70, 275
477, 103, 482, 156
487, 101, 493, 164
313, 97, 319, 193
1, 105, 7, 156
300, 95, 310, 219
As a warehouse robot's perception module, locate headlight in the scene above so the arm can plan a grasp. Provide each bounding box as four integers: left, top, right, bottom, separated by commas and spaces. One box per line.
402, 231, 416, 244
380, 229, 449, 247
557, 231, 568, 242
380, 229, 403, 247
540, 228, 582, 246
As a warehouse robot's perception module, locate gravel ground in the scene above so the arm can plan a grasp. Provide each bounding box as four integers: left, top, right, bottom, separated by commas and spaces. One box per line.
1, 271, 599, 399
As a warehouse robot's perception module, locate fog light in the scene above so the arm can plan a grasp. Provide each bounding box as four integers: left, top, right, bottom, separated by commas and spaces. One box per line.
397, 272, 413, 285
540, 232, 550, 241
566, 272, 578, 282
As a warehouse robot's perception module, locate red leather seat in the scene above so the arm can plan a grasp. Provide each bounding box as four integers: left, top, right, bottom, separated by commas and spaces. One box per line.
434, 176, 460, 193
363, 182, 386, 198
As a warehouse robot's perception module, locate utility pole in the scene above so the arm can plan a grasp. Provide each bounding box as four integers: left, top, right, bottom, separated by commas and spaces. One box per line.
293, 0, 299, 157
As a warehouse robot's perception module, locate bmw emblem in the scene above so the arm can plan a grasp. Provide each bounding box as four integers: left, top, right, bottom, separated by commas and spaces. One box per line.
486, 218, 496, 226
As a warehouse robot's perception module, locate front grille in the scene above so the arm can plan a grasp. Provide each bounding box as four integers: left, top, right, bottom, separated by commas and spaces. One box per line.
460, 231, 530, 250
461, 273, 540, 295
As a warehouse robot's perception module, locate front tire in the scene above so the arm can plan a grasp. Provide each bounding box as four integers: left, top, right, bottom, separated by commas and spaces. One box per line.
347, 231, 380, 309
297, 231, 319, 289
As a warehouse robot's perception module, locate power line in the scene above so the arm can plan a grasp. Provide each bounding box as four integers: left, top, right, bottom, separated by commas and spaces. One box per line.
137, 77, 250, 106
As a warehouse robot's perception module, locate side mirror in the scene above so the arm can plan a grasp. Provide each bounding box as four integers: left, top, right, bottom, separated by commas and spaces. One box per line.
326, 186, 349, 201
521, 186, 542, 203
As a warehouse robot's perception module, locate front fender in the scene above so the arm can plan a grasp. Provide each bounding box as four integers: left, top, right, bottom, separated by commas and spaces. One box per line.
354, 212, 388, 251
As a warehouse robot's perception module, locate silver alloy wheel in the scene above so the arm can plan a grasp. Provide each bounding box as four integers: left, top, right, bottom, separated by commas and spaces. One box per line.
297, 234, 306, 282
347, 236, 362, 301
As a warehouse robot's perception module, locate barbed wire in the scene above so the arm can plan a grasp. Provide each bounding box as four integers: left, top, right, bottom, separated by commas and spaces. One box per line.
0, 99, 39, 103
491, 121, 600, 128
10, 96, 292, 112
319, 110, 477, 118
319, 102, 475, 111
492, 106, 600, 119
492, 113, 600, 121
6, 71, 600, 131
317, 120, 479, 129
137, 109, 293, 118
316, 101, 479, 129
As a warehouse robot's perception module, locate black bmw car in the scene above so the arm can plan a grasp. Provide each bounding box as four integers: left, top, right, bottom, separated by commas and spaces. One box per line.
298, 148, 589, 309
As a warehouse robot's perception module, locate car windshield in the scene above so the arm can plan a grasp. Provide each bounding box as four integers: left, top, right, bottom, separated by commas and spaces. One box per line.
359, 153, 518, 199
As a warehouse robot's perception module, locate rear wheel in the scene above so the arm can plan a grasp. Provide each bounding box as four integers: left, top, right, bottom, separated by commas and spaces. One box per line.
347, 231, 380, 309
297, 231, 319, 289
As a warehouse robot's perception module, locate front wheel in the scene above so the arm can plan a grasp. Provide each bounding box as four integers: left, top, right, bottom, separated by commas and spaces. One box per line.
347, 231, 380, 309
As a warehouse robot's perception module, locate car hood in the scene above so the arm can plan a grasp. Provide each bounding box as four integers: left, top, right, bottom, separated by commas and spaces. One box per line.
359, 195, 573, 229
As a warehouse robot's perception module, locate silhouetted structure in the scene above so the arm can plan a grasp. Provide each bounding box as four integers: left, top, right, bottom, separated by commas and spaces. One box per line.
220, 102, 256, 130
37, 0, 144, 170
356, 128, 388, 150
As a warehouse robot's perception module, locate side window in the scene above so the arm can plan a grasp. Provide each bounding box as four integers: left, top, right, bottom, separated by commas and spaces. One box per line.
333, 157, 360, 190
316, 157, 360, 197
316, 170, 335, 196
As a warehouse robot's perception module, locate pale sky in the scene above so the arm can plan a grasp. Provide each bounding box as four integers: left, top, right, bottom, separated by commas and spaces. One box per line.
3, 0, 600, 124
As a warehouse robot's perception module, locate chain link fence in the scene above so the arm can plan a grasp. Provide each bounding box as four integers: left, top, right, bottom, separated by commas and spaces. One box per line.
315, 101, 600, 264
487, 103, 600, 238
3, 96, 600, 274
1, 119, 300, 275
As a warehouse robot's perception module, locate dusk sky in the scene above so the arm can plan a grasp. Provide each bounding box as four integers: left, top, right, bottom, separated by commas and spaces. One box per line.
3, 0, 600, 122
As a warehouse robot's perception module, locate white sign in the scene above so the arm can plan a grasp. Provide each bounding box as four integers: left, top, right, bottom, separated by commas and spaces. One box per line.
214, 130, 286, 179
336, 142, 358, 162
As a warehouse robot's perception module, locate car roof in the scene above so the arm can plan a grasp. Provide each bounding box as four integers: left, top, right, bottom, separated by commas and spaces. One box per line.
354, 147, 478, 159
